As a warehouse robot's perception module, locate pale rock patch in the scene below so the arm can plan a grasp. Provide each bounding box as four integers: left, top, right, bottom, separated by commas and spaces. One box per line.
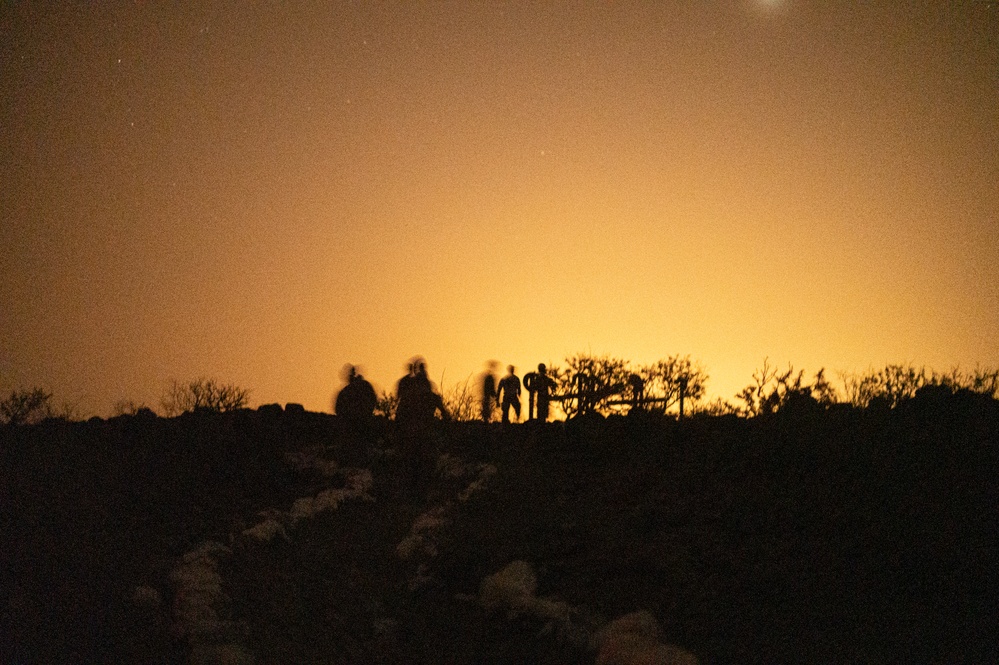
594, 610, 699, 665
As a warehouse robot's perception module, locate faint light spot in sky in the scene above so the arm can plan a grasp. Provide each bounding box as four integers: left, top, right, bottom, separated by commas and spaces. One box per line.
753, 0, 786, 12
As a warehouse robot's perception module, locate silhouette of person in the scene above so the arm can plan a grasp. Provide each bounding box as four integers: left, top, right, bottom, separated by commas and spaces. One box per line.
532, 363, 557, 422
411, 360, 450, 425
480, 360, 499, 422
334, 364, 378, 464
394, 357, 448, 499
395, 360, 419, 425
335, 364, 377, 422
496, 365, 521, 424
627, 373, 646, 412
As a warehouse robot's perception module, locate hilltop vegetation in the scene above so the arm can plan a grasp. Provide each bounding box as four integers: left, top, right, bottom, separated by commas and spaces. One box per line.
2, 383, 997, 663
3, 360, 997, 424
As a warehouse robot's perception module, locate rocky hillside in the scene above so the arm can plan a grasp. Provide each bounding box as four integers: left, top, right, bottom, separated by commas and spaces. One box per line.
2, 389, 997, 663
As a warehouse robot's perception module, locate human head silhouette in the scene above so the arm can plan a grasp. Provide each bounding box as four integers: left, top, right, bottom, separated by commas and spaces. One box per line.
406, 355, 426, 376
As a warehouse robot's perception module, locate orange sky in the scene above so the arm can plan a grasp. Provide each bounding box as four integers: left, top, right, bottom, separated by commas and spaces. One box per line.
2, 2, 997, 416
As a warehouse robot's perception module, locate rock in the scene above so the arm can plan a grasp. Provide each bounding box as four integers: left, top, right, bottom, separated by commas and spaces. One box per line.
478, 560, 537, 612
594, 611, 698, 665
257, 403, 283, 417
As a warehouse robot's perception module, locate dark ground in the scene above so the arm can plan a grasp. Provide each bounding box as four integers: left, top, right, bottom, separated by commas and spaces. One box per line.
2, 388, 997, 664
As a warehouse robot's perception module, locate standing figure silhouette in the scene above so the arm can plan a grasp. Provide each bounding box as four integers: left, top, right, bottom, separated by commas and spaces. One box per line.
395, 357, 448, 500
496, 365, 521, 424
525, 363, 557, 422
480, 360, 499, 422
334, 364, 378, 465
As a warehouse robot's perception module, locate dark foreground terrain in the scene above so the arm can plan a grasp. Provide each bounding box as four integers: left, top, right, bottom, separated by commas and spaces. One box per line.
2, 388, 998, 664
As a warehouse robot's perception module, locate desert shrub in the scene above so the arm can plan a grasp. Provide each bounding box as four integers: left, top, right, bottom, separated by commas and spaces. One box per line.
441, 376, 478, 422
840, 364, 999, 408
160, 378, 250, 416
551, 354, 632, 417
738, 359, 837, 416
550, 353, 710, 417
961, 366, 999, 398
113, 399, 153, 416
692, 396, 740, 416
839, 364, 926, 409
374, 390, 398, 419
635, 355, 709, 414
0, 388, 53, 425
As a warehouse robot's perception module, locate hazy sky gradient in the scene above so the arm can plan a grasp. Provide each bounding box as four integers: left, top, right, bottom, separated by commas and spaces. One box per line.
3, 1, 997, 415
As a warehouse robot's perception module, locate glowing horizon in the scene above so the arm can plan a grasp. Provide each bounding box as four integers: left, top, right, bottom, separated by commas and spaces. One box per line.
2, 3, 996, 417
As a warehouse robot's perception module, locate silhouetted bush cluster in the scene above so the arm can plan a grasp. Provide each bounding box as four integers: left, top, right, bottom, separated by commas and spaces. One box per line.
546, 353, 708, 418
0, 387, 53, 425
159, 377, 251, 416
737, 360, 999, 416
